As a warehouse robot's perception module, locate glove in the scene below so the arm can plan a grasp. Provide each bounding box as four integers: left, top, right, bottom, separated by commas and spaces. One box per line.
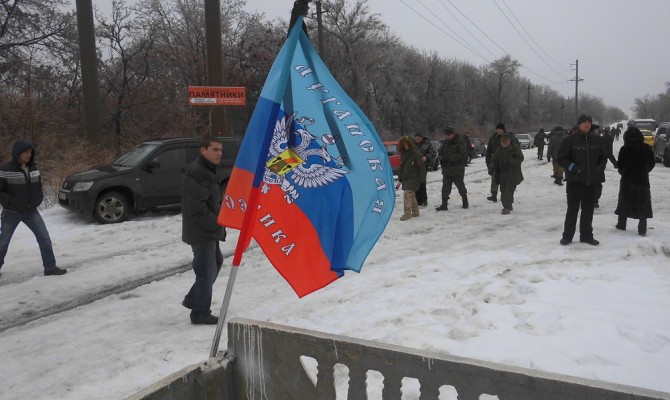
214, 226, 227, 242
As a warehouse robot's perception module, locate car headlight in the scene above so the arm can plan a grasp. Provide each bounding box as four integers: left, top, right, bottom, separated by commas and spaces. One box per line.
72, 181, 94, 191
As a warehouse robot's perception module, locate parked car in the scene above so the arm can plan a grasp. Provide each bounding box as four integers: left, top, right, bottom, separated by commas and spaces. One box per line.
383, 141, 400, 175
653, 123, 670, 167
516, 133, 533, 149
470, 137, 486, 157
58, 137, 241, 223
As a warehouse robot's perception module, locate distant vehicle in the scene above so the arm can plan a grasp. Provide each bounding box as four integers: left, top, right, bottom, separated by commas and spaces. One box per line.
628, 118, 658, 147
653, 123, 670, 167
59, 137, 241, 224
429, 140, 441, 171
383, 141, 400, 175
469, 137, 486, 158
515, 133, 533, 149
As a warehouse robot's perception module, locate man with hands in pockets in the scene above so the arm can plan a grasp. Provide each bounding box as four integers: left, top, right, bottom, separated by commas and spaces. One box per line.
557, 115, 607, 246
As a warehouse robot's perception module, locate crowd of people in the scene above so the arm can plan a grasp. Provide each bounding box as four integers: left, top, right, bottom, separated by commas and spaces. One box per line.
395, 114, 656, 245
1, 119, 656, 324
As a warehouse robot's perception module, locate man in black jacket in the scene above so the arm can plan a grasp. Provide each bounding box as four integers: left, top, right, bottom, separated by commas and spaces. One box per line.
435, 127, 468, 211
0, 141, 66, 276
557, 115, 607, 246
181, 136, 227, 325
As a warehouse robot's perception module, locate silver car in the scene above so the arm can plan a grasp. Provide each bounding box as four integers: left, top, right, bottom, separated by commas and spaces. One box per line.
515, 133, 533, 149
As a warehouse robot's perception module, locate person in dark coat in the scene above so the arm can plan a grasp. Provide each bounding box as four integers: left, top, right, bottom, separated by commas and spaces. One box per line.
485, 123, 519, 202
593, 125, 618, 208
614, 127, 655, 236
548, 126, 567, 185
0, 141, 66, 276
557, 115, 608, 246
463, 131, 475, 165
534, 128, 547, 160
435, 126, 469, 211
489, 133, 524, 214
413, 133, 435, 206
181, 136, 227, 325
398, 136, 423, 221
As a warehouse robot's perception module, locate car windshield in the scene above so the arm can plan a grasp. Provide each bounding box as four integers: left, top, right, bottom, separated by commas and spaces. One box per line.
516, 134, 530, 140
633, 121, 657, 132
385, 144, 398, 155
112, 143, 159, 167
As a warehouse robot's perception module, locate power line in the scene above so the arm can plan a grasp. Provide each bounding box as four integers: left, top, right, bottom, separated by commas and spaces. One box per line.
397, 0, 491, 63
499, 0, 567, 73
442, 0, 508, 55
493, 0, 570, 80
435, 0, 497, 59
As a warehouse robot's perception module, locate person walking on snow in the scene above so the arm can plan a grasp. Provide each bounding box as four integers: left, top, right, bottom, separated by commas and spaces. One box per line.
397, 136, 423, 221
489, 133, 524, 214
534, 128, 547, 160
435, 127, 469, 211
0, 141, 66, 276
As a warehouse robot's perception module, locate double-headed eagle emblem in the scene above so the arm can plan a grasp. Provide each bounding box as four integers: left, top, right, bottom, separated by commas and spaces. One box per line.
263, 113, 348, 204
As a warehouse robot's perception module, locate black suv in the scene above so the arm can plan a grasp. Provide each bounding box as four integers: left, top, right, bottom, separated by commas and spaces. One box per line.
653, 123, 670, 167
58, 137, 241, 223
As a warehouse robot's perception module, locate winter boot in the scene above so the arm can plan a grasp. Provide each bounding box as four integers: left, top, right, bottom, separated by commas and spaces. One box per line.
435, 204, 448, 211
461, 194, 469, 209
638, 218, 647, 236
410, 192, 420, 217
486, 192, 497, 202
501, 208, 511, 215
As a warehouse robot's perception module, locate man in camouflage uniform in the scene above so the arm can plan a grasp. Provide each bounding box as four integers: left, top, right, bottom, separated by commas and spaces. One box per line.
435, 127, 468, 211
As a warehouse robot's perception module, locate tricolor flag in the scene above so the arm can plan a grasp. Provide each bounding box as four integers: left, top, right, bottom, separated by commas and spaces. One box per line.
218, 16, 394, 297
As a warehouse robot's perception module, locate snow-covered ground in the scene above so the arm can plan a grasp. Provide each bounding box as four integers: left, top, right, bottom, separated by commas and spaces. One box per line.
1, 135, 669, 400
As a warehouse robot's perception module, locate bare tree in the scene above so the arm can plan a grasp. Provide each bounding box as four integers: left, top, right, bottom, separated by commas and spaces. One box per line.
484, 55, 520, 124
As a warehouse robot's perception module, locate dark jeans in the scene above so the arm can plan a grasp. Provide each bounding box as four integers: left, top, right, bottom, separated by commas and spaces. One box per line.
594, 182, 603, 205
562, 182, 598, 241
185, 240, 223, 319
441, 174, 467, 203
416, 182, 427, 205
0, 209, 56, 271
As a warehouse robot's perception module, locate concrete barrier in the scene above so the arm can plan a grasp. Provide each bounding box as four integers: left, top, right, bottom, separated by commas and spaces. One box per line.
128, 318, 670, 400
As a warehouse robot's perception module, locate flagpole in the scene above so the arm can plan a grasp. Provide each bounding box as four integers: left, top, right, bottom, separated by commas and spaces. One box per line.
208, 0, 312, 358
209, 264, 238, 358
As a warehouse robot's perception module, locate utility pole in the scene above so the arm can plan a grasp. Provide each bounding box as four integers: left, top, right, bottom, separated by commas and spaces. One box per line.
204, 0, 226, 136
75, 0, 102, 142
569, 59, 584, 122
315, 1, 325, 56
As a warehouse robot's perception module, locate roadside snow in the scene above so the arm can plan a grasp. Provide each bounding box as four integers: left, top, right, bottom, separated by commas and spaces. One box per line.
1, 137, 669, 399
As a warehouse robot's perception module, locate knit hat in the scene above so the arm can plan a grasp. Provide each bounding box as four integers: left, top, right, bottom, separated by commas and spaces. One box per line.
496, 122, 505, 131
444, 126, 455, 135
500, 133, 511, 141
577, 114, 592, 125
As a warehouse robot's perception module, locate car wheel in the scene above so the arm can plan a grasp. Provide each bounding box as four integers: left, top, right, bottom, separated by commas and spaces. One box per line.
94, 191, 130, 224
664, 147, 670, 168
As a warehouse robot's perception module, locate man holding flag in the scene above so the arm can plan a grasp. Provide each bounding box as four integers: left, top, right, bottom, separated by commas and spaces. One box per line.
181, 136, 228, 325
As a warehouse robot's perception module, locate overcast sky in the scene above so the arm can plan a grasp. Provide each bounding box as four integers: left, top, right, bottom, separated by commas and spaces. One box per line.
242, 0, 670, 117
